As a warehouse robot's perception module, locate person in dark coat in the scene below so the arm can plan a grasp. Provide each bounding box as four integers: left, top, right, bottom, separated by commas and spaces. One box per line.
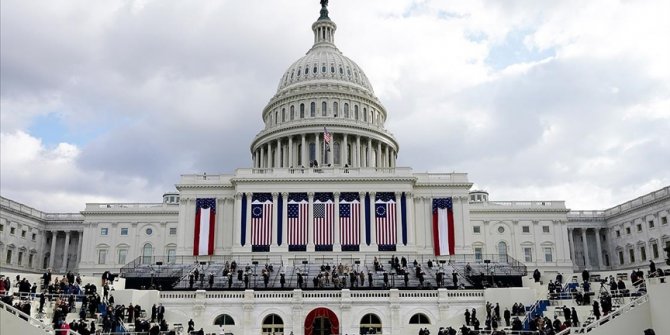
593, 301, 601, 320
649, 260, 656, 274
452, 272, 458, 287
503, 308, 511, 326
582, 269, 590, 283
533, 269, 541, 282
465, 308, 471, 326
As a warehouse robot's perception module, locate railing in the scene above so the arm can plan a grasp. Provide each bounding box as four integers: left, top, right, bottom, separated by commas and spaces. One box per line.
604, 186, 669, 216
465, 331, 539, 335
0, 299, 56, 334
556, 293, 649, 335
0, 196, 82, 221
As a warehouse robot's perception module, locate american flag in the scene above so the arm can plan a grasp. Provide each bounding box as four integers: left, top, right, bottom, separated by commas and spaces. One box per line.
375, 196, 397, 246
323, 127, 331, 152
251, 194, 273, 246
313, 201, 334, 245
339, 199, 360, 246
287, 200, 308, 246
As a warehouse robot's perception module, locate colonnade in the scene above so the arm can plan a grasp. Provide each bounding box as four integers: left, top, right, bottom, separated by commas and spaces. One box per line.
568, 227, 606, 270
232, 191, 414, 252
47, 230, 83, 272
253, 133, 397, 169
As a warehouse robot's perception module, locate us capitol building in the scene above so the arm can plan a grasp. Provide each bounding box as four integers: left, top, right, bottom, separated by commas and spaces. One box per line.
1, 2, 669, 334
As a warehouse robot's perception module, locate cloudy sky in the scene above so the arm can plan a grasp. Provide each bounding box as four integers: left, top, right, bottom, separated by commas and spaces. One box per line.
1, 0, 669, 213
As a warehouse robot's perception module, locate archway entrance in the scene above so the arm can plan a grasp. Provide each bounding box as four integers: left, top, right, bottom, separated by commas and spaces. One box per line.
304, 307, 339, 335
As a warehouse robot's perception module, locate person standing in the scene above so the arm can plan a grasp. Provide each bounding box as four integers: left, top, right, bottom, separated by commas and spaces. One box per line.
593, 301, 601, 320
571, 307, 580, 326
649, 260, 656, 274
504, 308, 511, 327
465, 308, 471, 326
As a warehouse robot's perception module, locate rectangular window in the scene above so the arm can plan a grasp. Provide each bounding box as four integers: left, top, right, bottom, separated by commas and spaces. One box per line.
626, 227, 631, 235
21, 230, 26, 238
524, 247, 533, 262
98, 250, 107, 264
652, 243, 659, 259
648, 220, 655, 229
616, 230, 621, 238
100, 228, 108, 236
6, 250, 12, 264
522, 226, 530, 233
18, 251, 23, 266
618, 251, 625, 265
662, 216, 668, 225
629, 249, 635, 263
542, 226, 550, 233
120, 228, 128, 236
10, 227, 16, 235
473, 226, 481, 234
31, 233, 36, 241
474, 248, 483, 261
169, 228, 177, 235
167, 249, 176, 263
637, 224, 642, 232
0, 224, 4, 232
28, 254, 34, 268
544, 248, 553, 262
640, 246, 647, 261
118, 249, 127, 265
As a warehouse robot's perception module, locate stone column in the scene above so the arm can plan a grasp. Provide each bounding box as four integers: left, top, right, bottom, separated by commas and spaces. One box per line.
581, 229, 591, 268
271, 193, 279, 247
308, 192, 315, 250
288, 136, 293, 167
342, 134, 348, 166
395, 192, 403, 247
356, 136, 361, 167
245, 193, 252, 248
280, 192, 289, 252
301, 134, 306, 167
76, 231, 84, 266
62, 231, 71, 272
595, 228, 604, 270
276, 139, 281, 168
334, 192, 341, 251
370, 192, 377, 248
367, 138, 372, 167
260, 146, 265, 168
376, 141, 382, 168
315, 133, 321, 166
49, 231, 57, 270
385, 145, 390, 168
568, 228, 576, 265
234, 193, 242, 248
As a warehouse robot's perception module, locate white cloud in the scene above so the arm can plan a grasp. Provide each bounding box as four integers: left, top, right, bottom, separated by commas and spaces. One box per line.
1, 0, 668, 211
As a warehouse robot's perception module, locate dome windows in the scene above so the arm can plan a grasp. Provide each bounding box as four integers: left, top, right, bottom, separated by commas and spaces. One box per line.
363, 108, 368, 121
297, 69, 301, 76
314, 65, 318, 74
290, 106, 295, 120
330, 65, 335, 73
305, 66, 309, 75
344, 103, 349, 118
354, 105, 359, 120
275, 111, 278, 125
310, 102, 316, 117
347, 68, 351, 76
339, 66, 343, 75
321, 102, 327, 116
333, 102, 338, 116
322, 65, 326, 73
300, 104, 305, 118
281, 108, 286, 122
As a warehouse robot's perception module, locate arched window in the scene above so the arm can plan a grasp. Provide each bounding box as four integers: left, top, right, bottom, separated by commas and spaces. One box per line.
498, 241, 508, 262
339, 66, 343, 74
333, 102, 338, 117
333, 142, 341, 165
281, 108, 286, 122
322, 102, 327, 116
262, 314, 284, 334
354, 105, 359, 120
363, 108, 368, 122
310, 102, 316, 117
409, 313, 430, 324
360, 313, 382, 334
322, 65, 326, 73
275, 111, 278, 125
214, 314, 235, 326
290, 106, 295, 120
344, 103, 349, 118
305, 66, 309, 75
297, 68, 301, 76
330, 65, 335, 73
142, 243, 153, 265
314, 65, 318, 74
300, 103, 305, 118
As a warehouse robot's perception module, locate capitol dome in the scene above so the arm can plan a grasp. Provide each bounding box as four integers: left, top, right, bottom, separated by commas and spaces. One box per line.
250, 2, 399, 170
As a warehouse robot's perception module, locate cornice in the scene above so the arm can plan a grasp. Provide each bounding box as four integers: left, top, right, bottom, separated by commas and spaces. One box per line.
230, 176, 418, 184
175, 184, 235, 191
414, 182, 474, 188
470, 207, 570, 214
81, 210, 179, 216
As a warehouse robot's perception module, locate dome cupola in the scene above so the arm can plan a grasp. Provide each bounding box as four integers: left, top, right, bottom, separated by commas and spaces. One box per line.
250, 1, 399, 170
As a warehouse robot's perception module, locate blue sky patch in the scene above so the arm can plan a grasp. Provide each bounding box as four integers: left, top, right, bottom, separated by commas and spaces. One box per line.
485, 28, 556, 70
